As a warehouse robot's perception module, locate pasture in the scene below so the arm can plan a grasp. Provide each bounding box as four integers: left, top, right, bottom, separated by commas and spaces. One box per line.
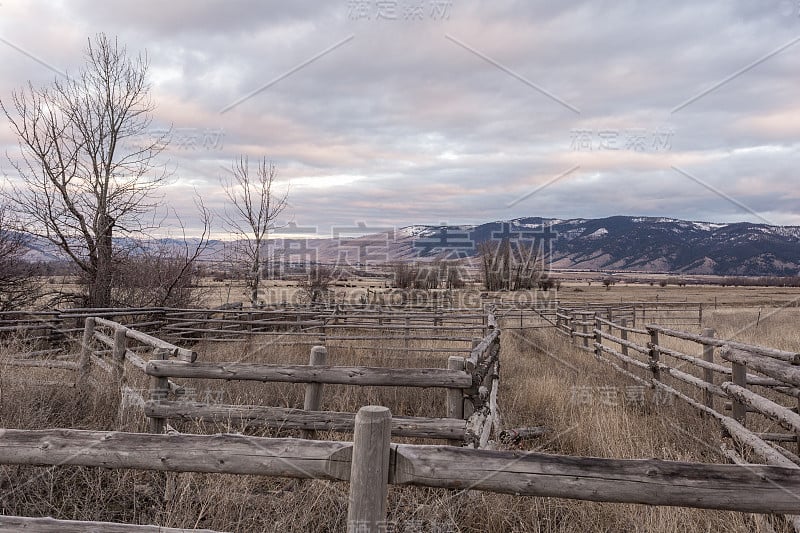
1, 283, 799, 532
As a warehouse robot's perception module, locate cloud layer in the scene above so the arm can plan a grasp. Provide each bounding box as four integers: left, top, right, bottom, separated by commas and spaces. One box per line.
1, 0, 798, 237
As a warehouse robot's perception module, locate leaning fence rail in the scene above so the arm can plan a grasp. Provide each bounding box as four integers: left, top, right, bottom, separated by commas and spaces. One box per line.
546, 304, 800, 530
3, 406, 800, 531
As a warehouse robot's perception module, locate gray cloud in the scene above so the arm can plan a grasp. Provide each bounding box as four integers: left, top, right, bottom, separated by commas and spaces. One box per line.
1, 0, 798, 237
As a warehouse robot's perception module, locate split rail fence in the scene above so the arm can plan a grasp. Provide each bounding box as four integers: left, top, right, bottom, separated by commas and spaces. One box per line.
3, 302, 800, 531
553, 305, 800, 530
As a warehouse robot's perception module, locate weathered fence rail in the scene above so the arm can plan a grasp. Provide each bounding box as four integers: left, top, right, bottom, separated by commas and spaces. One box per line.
543, 303, 800, 530
3, 406, 800, 532
18, 307, 502, 449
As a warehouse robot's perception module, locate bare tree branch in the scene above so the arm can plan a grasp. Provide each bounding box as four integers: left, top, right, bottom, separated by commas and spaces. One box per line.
220, 155, 289, 306
1, 33, 168, 307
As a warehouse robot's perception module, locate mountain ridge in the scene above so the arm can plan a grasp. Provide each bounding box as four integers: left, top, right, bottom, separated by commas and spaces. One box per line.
16, 215, 800, 277
382, 215, 800, 276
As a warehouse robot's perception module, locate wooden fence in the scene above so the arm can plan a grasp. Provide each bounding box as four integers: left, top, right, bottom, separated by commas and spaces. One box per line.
3, 405, 800, 532
50, 309, 502, 448
5, 302, 800, 530
546, 306, 800, 530
1, 306, 506, 530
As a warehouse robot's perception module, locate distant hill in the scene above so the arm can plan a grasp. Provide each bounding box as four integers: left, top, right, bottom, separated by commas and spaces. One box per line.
17, 215, 800, 277
394, 216, 800, 276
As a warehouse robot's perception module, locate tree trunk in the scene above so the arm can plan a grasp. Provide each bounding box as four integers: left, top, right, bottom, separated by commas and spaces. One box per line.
250, 242, 261, 307
89, 215, 114, 308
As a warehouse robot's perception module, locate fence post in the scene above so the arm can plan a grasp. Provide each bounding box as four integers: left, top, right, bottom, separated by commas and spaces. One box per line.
464, 339, 481, 419
648, 328, 661, 383
112, 327, 128, 425
148, 348, 171, 434
404, 317, 410, 354
76, 317, 96, 391
302, 346, 328, 438
347, 406, 391, 532
698, 303, 703, 325
447, 355, 466, 445
620, 318, 629, 371
569, 311, 575, 344
582, 317, 589, 351
731, 360, 747, 425
446, 356, 465, 419
593, 314, 602, 360
112, 327, 127, 388
701, 328, 716, 410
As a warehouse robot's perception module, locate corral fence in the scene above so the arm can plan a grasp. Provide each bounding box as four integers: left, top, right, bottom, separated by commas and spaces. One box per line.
3, 405, 800, 532
1, 306, 512, 530
547, 304, 800, 530
3, 301, 800, 531
48, 309, 502, 447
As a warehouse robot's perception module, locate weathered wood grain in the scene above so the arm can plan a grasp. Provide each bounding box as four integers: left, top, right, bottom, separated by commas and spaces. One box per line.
144, 401, 466, 440
0, 515, 226, 532
651, 326, 799, 364
347, 406, 391, 532
392, 444, 800, 513
145, 360, 472, 389
0, 428, 351, 479
722, 347, 800, 388
723, 382, 800, 434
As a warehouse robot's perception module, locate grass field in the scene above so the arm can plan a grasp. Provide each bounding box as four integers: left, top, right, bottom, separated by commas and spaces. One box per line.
1, 285, 799, 531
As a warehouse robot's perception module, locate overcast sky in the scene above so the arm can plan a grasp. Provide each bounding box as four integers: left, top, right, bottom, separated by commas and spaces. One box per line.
1, 0, 799, 237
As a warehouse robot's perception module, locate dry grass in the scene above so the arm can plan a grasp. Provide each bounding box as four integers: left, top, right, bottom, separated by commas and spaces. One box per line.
0, 295, 797, 531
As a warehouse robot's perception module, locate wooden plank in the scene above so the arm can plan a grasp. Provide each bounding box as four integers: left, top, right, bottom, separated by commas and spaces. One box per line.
145, 361, 472, 389
593, 350, 651, 387
721, 417, 798, 470
144, 401, 466, 440
595, 330, 649, 354
391, 444, 800, 514
655, 344, 783, 386
663, 366, 727, 398
93, 317, 196, 363
3, 360, 77, 370
722, 347, 800, 388
594, 315, 648, 335
723, 382, 800, 434
650, 326, 800, 364
595, 343, 650, 370
0, 428, 351, 480
0, 515, 226, 532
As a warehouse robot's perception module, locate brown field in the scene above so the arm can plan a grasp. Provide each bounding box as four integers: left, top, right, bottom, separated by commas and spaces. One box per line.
2, 284, 799, 531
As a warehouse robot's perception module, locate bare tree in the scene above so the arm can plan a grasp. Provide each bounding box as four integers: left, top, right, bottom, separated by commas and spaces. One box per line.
113, 201, 213, 308
1, 34, 168, 308
478, 238, 542, 291
297, 264, 334, 304
0, 205, 42, 310
221, 156, 288, 306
